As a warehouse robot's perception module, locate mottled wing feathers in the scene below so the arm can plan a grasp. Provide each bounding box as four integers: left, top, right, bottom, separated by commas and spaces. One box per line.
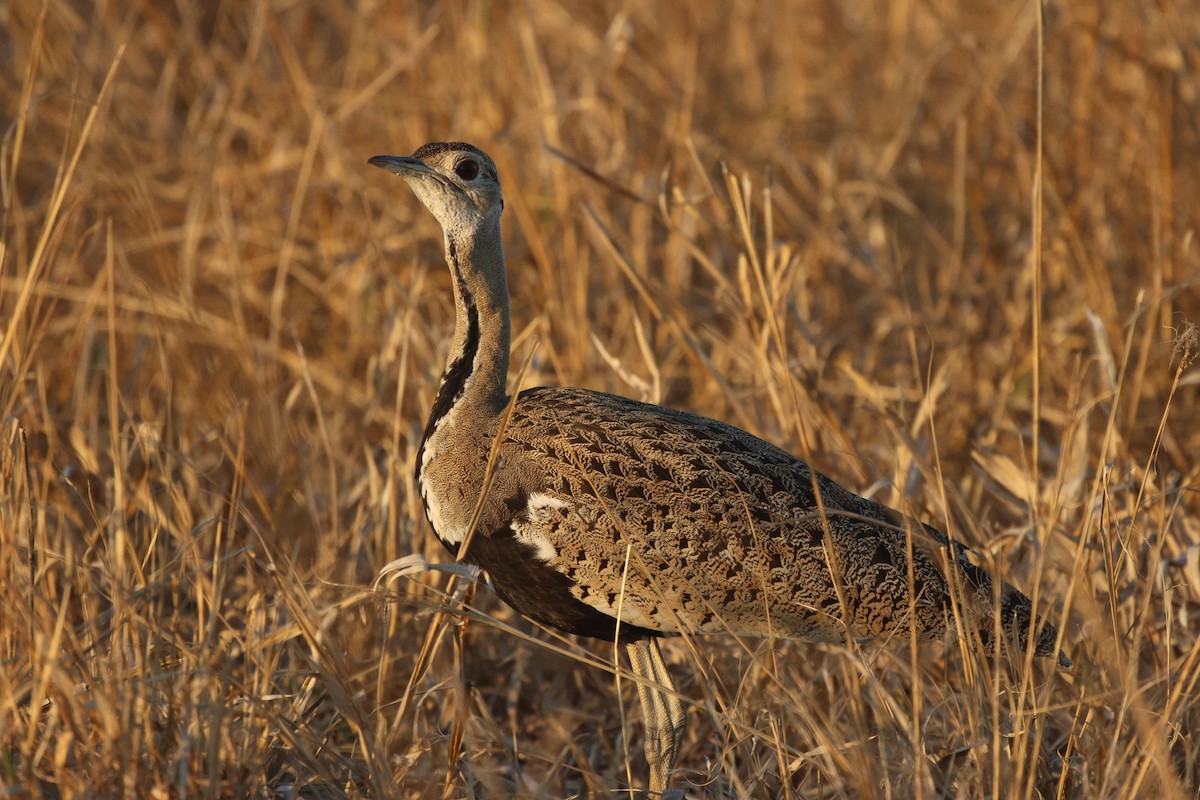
475, 386, 1063, 662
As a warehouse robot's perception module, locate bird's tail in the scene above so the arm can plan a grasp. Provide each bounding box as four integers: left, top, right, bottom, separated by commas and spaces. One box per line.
950, 544, 1072, 669
895, 511, 1072, 669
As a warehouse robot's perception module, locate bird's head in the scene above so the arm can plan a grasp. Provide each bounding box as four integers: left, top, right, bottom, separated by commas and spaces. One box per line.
368, 142, 502, 235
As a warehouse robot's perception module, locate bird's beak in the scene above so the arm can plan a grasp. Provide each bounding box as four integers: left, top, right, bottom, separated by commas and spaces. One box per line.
367, 154, 431, 177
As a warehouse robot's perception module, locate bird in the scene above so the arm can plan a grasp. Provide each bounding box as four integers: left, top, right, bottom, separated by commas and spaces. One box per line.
368, 142, 1068, 796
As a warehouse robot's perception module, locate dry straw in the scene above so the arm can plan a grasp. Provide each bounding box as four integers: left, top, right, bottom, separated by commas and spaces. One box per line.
2, 1, 1198, 797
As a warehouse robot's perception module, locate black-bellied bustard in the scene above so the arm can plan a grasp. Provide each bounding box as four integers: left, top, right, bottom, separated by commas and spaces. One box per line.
369, 142, 1068, 797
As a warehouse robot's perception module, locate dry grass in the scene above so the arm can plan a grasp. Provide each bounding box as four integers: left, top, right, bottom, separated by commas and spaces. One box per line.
2, 1, 1199, 797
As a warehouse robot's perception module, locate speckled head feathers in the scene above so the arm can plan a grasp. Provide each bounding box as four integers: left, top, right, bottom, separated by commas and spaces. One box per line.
411, 141, 489, 163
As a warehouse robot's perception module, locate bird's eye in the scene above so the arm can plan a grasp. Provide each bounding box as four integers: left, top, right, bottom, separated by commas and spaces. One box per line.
455, 159, 480, 180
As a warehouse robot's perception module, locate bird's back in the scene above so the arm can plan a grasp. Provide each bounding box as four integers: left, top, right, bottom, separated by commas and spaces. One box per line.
453, 385, 1063, 661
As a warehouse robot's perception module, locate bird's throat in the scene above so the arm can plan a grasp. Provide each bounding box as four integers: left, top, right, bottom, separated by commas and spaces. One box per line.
413, 231, 510, 549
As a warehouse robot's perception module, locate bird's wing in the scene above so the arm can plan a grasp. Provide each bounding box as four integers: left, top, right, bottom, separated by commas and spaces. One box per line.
482, 386, 1062, 661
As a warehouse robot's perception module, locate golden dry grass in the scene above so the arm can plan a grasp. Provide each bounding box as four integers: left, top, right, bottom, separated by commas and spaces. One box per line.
2, 1, 1199, 797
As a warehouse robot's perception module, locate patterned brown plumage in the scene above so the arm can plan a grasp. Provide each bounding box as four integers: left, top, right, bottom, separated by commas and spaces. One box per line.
436, 384, 1064, 660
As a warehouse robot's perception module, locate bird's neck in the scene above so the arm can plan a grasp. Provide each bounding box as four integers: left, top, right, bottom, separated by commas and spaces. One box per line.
422, 221, 511, 450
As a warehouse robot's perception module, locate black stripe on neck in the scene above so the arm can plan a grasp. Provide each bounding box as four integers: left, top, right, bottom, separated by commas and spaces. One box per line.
414, 237, 481, 500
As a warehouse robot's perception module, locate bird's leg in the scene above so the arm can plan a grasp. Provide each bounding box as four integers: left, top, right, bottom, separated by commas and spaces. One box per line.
626, 638, 687, 798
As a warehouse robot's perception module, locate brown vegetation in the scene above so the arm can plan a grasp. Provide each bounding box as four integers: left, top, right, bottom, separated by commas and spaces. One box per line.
2, 1, 1198, 797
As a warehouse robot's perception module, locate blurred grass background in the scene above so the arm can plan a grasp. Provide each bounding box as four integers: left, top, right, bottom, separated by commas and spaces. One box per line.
2, 1, 1199, 797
